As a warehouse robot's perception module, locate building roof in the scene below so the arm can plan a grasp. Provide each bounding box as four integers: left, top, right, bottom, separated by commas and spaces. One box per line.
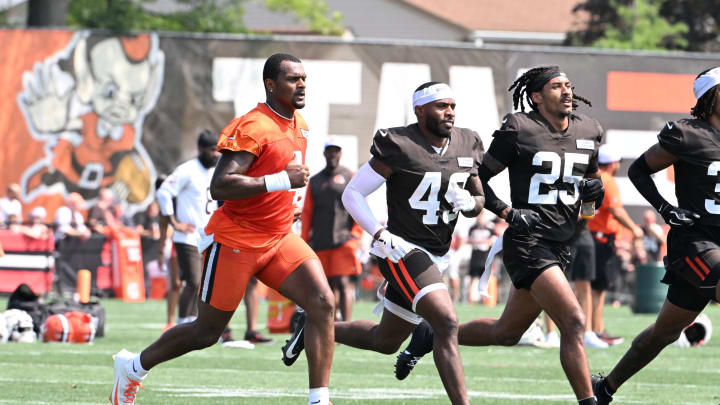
401, 0, 588, 34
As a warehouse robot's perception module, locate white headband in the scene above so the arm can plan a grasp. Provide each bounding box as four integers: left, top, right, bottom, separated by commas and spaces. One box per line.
412, 83, 455, 108
693, 67, 720, 99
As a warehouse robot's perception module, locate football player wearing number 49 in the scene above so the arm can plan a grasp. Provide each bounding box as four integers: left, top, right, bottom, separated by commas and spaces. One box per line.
307, 82, 483, 405
592, 68, 720, 405
396, 67, 605, 405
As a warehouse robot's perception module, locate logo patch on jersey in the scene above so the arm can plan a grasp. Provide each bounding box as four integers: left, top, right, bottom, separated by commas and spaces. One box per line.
457, 157, 474, 167
300, 129, 309, 138
576, 139, 595, 150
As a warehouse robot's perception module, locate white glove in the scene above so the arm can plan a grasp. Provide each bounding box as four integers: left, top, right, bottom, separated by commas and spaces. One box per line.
445, 182, 476, 212
375, 230, 411, 262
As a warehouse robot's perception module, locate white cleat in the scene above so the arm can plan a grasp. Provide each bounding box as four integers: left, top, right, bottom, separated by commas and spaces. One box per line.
544, 331, 561, 348
109, 349, 146, 405
584, 331, 609, 349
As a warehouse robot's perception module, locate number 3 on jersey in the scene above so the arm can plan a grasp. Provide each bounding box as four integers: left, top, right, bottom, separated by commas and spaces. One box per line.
529, 152, 588, 205
409, 172, 470, 224
706, 161, 720, 214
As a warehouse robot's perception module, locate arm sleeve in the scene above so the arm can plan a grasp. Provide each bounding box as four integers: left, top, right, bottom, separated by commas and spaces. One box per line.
156, 166, 188, 217
341, 162, 387, 237
487, 129, 520, 167
628, 154, 670, 212
300, 183, 314, 242
478, 165, 509, 216
475, 121, 517, 216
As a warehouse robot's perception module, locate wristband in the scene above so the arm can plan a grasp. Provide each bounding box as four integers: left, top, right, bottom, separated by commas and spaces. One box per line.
264, 171, 292, 192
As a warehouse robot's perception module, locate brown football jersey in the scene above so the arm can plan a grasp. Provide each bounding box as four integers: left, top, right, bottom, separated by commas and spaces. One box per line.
371, 124, 484, 256
658, 118, 720, 226
484, 111, 603, 242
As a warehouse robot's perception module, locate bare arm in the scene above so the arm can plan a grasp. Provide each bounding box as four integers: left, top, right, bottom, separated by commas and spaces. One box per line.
609, 206, 643, 238
209, 150, 309, 201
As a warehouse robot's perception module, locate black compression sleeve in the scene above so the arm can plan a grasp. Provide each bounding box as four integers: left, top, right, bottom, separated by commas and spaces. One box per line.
628, 154, 670, 212
478, 165, 509, 216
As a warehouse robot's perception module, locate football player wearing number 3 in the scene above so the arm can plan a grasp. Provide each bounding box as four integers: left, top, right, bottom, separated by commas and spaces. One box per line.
592, 68, 720, 405
309, 82, 483, 404
396, 67, 605, 405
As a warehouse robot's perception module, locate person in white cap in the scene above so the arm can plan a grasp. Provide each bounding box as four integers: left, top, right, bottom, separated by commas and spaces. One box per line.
587, 143, 644, 348
22, 206, 50, 240
593, 67, 720, 405
301, 137, 363, 321
291, 81, 485, 405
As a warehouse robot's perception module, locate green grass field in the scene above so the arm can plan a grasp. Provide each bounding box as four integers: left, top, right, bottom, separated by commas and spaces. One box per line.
0, 298, 719, 404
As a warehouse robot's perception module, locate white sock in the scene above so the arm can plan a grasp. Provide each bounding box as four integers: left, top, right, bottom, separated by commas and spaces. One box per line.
129, 354, 149, 379
308, 387, 329, 405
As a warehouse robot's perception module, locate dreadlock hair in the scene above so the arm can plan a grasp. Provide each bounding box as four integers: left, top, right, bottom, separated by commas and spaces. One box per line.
508, 66, 592, 112
691, 68, 718, 121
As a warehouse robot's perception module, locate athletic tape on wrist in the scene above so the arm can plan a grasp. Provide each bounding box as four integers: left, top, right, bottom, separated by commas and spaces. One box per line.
264, 171, 292, 192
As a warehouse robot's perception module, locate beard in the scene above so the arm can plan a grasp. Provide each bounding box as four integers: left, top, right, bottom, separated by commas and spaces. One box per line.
199, 154, 218, 168
427, 115, 452, 138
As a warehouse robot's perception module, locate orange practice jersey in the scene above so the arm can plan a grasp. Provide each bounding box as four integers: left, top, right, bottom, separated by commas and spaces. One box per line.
205, 103, 308, 251
588, 170, 621, 235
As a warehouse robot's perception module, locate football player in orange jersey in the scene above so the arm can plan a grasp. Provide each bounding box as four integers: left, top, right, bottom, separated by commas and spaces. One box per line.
109, 54, 335, 405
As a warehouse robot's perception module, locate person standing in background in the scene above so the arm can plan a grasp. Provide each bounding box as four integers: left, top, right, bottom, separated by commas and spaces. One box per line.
467, 214, 495, 303
0, 183, 22, 228
155, 130, 219, 325
54, 192, 90, 245
301, 138, 362, 321
640, 209, 665, 264
587, 143, 643, 346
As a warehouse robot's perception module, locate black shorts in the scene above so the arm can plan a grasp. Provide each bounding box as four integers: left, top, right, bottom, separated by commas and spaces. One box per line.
469, 250, 489, 277
566, 228, 596, 282
502, 228, 571, 290
174, 242, 203, 285
662, 225, 720, 312
375, 249, 445, 324
591, 233, 618, 291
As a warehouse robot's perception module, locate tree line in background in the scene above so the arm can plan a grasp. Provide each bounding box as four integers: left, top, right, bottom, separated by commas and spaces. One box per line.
1, 0, 718, 51
567, 0, 720, 52
10, 0, 343, 35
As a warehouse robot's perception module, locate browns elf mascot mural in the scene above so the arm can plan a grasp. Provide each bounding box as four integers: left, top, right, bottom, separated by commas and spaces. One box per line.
2, 30, 164, 217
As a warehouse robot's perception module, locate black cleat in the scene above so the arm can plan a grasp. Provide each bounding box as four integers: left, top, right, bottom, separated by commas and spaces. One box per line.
219, 327, 234, 343
245, 330, 274, 344
591, 373, 614, 405
281, 309, 306, 366
394, 350, 424, 380
394, 321, 434, 380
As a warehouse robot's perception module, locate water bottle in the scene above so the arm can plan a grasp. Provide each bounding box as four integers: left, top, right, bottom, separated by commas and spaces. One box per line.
581, 201, 595, 219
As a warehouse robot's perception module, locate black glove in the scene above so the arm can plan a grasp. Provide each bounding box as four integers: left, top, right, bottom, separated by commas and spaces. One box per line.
659, 203, 700, 227
506, 208, 541, 233
579, 178, 604, 207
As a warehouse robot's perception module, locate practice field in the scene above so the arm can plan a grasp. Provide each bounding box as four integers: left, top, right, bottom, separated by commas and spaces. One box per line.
0, 298, 718, 405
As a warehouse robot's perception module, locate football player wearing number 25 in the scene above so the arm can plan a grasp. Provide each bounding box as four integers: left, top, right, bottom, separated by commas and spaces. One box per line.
397, 67, 605, 405
338, 82, 484, 405
593, 68, 720, 405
